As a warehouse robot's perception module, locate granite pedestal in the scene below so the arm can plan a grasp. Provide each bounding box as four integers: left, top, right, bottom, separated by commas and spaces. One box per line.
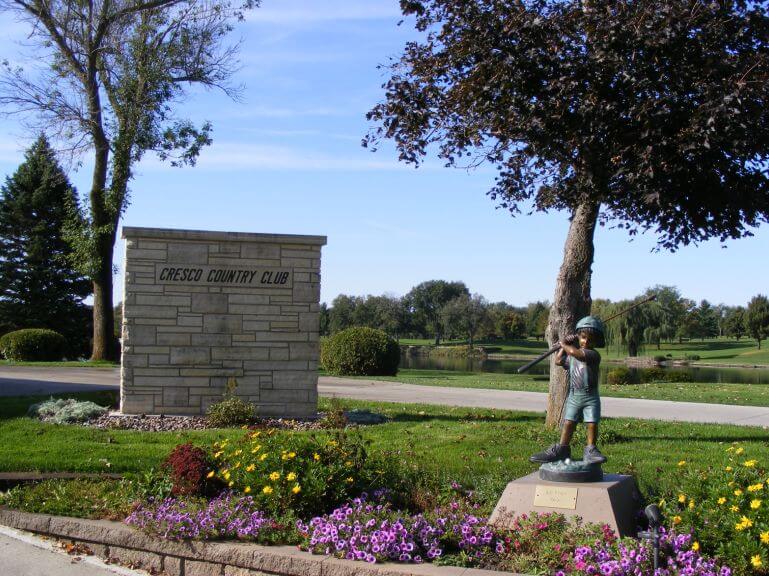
489, 472, 641, 537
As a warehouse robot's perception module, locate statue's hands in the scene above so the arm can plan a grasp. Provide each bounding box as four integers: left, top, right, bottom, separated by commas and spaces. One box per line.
563, 334, 579, 347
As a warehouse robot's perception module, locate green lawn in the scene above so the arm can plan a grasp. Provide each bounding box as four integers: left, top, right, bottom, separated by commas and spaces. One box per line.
1, 390, 767, 511
400, 337, 769, 365
341, 368, 769, 407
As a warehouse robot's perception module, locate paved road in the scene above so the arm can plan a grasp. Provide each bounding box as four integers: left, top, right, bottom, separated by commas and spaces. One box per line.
0, 525, 150, 576
1, 366, 769, 427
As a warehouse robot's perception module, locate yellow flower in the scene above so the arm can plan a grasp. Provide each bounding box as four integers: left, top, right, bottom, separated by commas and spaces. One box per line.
234, 461, 241, 469
749, 483, 764, 492
744, 460, 758, 468
228, 481, 234, 487
751, 499, 762, 510
730, 505, 740, 512
345, 461, 353, 467
752, 555, 763, 569
269, 471, 281, 481
718, 497, 727, 505
735, 489, 744, 497
262, 485, 273, 495
327, 440, 337, 447
673, 516, 682, 525
345, 477, 353, 483
292, 484, 301, 494
313, 453, 321, 461
761, 532, 769, 544
736, 516, 754, 531
736, 447, 745, 455
259, 453, 268, 461
688, 500, 695, 510
244, 486, 251, 493
692, 542, 700, 552
246, 464, 256, 472
678, 494, 687, 504
678, 460, 686, 467
726, 466, 733, 472
286, 472, 297, 481
214, 451, 223, 458
241, 425, 248, 430
224, 472, 231, 481
251, 445, 261, 454
206, 471, 215, 479
234, 449, 243, 456
288, 452, 296, 459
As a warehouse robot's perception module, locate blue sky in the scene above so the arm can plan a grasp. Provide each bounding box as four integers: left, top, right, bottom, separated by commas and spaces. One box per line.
0, 0, 767, 308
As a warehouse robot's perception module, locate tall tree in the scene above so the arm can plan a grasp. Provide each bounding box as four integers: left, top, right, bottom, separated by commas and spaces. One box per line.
0, 0, 256, 359
746, 295, 769, 350
405, 280, 469, 344
366, 0, 769, 425
724, 306, 747, 341
0, 136, 91, 355
441, 293, 489, 347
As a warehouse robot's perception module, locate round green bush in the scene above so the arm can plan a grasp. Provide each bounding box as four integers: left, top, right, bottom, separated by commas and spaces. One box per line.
640, 368, 693, 383
0, 329, 67, 361
606, 367, 634, 385
321, 327, 400, 376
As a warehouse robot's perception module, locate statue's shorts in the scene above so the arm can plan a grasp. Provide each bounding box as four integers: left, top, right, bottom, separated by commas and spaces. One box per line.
563, 389, 601, 423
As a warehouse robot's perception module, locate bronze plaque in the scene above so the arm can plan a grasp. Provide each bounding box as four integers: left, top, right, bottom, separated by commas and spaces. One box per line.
533, 485, 578, 509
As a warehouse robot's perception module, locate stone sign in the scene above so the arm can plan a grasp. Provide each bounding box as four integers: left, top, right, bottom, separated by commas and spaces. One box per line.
120, 227, 326, 418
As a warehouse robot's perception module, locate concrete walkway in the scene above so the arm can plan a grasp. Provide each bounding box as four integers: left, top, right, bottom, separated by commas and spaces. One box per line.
1, 366, 768, 427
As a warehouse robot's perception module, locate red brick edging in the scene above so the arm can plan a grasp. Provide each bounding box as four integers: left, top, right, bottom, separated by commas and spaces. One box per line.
0, 508, 516, 576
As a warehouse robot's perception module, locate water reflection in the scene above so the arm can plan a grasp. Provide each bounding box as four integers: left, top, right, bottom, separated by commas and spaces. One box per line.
400, 354, 769, 385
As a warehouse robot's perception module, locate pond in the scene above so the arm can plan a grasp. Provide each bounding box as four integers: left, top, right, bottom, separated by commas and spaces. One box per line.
399, 354, 769, 385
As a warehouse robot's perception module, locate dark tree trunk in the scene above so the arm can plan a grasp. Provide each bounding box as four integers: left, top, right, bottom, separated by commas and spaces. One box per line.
545, 201, 600, 428
91, 247, 115, 361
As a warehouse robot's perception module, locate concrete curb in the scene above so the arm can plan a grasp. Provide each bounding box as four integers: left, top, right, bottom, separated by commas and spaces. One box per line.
0, 509, 516, 576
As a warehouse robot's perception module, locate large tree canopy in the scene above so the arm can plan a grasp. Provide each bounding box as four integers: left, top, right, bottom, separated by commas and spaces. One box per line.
1, 0, 256, 359
367, 0, 769, 424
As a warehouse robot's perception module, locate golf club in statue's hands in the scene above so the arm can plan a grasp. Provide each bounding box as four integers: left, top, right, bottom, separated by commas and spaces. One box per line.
516, 294, 657, 374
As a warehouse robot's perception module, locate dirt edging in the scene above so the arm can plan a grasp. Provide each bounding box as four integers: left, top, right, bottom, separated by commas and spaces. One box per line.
0, 508, 516, 576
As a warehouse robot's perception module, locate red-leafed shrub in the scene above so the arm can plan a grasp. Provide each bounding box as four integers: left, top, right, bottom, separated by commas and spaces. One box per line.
162, 443, 215, 496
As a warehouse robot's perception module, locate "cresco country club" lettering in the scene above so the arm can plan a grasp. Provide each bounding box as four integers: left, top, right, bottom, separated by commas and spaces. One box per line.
157, 266, 290, 286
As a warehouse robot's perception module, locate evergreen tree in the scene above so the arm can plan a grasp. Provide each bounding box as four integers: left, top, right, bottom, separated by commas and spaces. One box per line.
0, 136, 91, 356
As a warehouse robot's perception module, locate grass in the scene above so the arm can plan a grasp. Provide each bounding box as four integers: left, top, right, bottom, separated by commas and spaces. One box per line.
0, 360, 118, 368
1, 390, 768, 510
340, 368, 769, 407
399, 337, 769, 365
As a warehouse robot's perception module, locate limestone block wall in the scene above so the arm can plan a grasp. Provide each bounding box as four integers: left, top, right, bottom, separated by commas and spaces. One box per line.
120, 227, 326, 418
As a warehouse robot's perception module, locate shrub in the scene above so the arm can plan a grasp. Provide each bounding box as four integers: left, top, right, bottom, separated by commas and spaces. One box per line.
606, 367, 634, 385
321, 327, 400, 376
638, 368, 693, 383
653, 355, 667, 362
162, 443, 218, 497
207, 396, 254, 428
0, 328, 67, 361
27, 397, 108, 423
685, 354, 701, 361
210, 429, 405, 518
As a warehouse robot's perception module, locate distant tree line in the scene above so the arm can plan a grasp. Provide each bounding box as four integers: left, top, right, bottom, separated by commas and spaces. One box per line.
321, 282, 769, 354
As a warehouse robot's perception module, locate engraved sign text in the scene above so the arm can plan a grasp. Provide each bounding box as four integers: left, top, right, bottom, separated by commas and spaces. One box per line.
533, 485, 578, 509
155, 264, 293, 288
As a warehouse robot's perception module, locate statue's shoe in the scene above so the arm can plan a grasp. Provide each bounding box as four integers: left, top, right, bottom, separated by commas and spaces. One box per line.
530, 443, 571, 463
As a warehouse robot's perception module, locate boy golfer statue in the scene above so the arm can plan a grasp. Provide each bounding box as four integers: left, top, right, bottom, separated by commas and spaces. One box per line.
530, 316, 607, 465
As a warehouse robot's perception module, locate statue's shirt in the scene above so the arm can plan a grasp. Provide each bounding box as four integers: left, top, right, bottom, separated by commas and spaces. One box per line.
559, 349, 601, 393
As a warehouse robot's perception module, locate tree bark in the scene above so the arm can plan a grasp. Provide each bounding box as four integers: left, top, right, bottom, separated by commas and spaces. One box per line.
545, 201, 600, 428
91, 243, 115, 361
